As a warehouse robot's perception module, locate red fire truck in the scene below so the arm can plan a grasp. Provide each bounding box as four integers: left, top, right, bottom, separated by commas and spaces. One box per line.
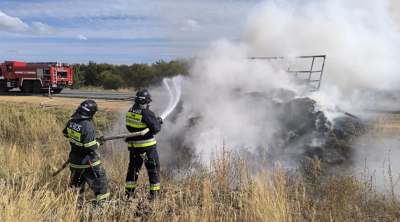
0, 61, 73, 93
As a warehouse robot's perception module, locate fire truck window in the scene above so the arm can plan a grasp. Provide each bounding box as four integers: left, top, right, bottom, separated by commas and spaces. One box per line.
7, 65, 12, 72
0, 67, 2, 75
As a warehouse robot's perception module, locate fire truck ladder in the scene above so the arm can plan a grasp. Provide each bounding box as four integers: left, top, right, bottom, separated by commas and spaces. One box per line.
26, 62, 63, 66
248, 55, 326, 91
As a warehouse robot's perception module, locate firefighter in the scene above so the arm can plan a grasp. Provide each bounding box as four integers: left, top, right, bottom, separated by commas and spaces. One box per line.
125, 89, 162, 200
62, 99, 110, 202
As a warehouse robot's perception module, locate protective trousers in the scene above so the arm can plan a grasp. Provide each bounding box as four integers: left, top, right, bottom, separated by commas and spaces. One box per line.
125, 147, 160, 197
69, 163, 110, 201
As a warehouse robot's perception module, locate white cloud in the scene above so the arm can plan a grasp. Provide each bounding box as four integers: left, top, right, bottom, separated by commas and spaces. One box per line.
76, 34, 88, 40
1, 0, 159, 20
0, 0, 259, 40
0, 11, 52, 35
180, 19, 201, 32
30, 21, 52, 35
0, 11, 29, 33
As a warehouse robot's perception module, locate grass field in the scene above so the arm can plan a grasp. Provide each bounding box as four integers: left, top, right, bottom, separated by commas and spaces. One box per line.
0, 96, 399, 221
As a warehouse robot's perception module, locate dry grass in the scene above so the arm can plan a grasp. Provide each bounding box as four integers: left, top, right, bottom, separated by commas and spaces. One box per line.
0, 95, 131, 111
367, 114, 400, 138
75, 86, 136, 93
0, 101, 399, 221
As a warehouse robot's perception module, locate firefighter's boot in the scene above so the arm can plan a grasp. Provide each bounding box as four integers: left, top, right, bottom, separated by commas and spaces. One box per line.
125, 188, 136, 201
149, 190, 161, 201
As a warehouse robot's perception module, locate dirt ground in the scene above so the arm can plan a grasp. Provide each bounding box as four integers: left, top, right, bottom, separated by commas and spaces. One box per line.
0, 95, 132, 111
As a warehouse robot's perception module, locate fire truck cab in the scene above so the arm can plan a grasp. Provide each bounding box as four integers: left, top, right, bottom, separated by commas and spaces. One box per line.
0, 61, 73, 93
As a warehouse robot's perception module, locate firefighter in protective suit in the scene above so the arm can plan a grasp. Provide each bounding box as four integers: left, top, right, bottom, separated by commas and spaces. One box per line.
62, 100, 110, 202
125, 89, 162, 200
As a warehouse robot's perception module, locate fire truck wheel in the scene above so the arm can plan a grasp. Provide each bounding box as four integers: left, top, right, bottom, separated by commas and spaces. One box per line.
52, 89, 63, 94
22, 81, 33, 93
32, 81, 42, 93
0, 81, 8, 92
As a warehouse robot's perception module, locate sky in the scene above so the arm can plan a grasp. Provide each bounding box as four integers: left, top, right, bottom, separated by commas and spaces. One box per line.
0, 0, 264, 65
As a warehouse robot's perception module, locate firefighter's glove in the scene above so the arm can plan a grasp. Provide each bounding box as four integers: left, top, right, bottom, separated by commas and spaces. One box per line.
157, 117, 163, 124
125, 136, 135, 142
96, 136, 106, 145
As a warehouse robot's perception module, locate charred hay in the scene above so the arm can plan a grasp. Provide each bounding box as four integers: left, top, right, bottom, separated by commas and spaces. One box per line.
166, 88, 366, 169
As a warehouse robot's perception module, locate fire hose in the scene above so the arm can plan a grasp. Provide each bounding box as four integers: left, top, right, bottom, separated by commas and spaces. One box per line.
102, 128, 149, 141
52, 128, 149, 176
40, 85, 53, 107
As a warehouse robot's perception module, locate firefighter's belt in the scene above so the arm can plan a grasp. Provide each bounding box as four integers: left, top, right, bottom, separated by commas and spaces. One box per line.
70, 159, 101, 169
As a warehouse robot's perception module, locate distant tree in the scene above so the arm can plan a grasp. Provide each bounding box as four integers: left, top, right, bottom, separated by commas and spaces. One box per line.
112, 65, 130, 88
99, 70, 123, 90
85, 61, 101, 86
150, 58, 191, 83
171, 58, 191, 76
130, 63, 152, 89
149, 60, 168, 85
71, 58, 192, 90
71, 64, 85, 89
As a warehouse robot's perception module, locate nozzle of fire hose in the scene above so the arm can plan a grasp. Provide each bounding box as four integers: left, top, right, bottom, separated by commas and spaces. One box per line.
157, 117, 163, 124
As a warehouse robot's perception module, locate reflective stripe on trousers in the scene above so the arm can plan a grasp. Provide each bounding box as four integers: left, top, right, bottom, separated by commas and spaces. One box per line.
96, 192, 110, 201
125, 181, 137, 189
150, 183, 160, 191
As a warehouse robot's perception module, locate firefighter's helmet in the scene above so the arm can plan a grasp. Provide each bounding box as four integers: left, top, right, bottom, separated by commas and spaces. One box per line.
135, 89, 152, 105
72, 100, 98, 120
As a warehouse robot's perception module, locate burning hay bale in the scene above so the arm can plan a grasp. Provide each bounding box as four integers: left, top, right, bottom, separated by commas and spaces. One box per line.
163, 88, 366, 170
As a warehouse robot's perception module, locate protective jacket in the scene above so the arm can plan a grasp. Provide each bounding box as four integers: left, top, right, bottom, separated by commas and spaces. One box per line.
125, 103, 161, 149
62, 118, 102, 168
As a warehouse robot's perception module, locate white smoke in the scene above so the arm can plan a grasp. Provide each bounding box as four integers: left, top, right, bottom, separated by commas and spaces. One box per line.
155, 0, 400, 193
245, 0, 400, 94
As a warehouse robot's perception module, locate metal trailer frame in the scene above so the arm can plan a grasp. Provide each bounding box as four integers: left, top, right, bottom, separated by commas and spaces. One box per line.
248, 55, 326, 91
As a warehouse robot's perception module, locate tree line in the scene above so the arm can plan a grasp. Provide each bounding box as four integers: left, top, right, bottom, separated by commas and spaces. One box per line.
71, 58, 191, 90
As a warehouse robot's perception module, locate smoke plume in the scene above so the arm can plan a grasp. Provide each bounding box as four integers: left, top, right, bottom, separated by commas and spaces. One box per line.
153, 0, 400, 191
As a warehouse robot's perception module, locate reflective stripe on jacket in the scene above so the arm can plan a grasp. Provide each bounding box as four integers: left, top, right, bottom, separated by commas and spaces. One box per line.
125, 104, 161, 149
127, 138, 156, 148
67, 128, 100, 148
126, 112, 147, 128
